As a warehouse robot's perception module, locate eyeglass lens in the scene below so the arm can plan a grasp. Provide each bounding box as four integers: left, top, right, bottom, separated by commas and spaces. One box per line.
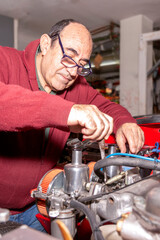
61, 56, 91, 76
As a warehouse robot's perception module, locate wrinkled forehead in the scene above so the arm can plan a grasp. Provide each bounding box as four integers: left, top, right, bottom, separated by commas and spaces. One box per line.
60, 23, 93, 54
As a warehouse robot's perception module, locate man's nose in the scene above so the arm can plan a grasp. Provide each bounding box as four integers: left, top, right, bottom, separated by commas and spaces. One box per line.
67, 66, 78, 77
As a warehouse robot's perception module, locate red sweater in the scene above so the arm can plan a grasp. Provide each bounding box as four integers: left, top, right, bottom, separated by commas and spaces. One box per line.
0, 40, 136, 213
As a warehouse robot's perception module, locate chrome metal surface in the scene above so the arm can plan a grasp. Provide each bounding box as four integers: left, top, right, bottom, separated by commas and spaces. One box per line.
51, 209, 76, 240
106, 145, 120, 178
64, 163, 89, 194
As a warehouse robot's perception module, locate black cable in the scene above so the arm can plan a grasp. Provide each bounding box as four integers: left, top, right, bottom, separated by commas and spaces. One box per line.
97, 217, 120, 228
78, 192, 105, 203
94, 157, 160, 179
70, 199, 104, 240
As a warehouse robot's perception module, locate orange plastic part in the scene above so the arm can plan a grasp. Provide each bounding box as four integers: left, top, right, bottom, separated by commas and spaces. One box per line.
37, 168, 63, 217
56, 220, 73, 240
87, 162, 96, 179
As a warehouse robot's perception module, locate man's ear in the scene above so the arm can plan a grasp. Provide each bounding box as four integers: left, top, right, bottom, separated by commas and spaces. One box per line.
40, 34, 51, 55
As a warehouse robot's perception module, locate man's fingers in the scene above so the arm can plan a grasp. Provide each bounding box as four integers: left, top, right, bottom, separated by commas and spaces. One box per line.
135, 126, 145, 153
103, 114, 113, 140
116, 132, 127, 153
67, 104, 113, 141
125, 125, 144, 153
116, 123, 145, 154
82, 111, 111, 140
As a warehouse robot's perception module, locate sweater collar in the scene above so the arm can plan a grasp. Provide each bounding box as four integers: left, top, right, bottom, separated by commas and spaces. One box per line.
23, 39, 40, 91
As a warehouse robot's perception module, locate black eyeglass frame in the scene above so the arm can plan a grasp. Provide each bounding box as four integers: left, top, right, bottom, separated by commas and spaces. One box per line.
54, 34, 92, 77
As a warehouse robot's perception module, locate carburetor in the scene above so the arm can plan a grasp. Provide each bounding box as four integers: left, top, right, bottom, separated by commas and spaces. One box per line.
31, 138, 94, 239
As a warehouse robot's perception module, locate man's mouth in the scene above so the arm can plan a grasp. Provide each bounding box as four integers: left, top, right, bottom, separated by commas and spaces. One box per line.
59, 74, 72, 84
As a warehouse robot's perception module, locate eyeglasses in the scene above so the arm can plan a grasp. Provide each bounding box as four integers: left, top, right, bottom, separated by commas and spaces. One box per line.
56, 34, 92, 77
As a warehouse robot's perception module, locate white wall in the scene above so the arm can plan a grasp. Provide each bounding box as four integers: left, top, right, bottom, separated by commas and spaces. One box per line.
120, 15, 153, 116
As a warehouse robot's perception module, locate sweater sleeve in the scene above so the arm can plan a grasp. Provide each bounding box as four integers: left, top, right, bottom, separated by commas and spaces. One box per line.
0, 81, 74, 131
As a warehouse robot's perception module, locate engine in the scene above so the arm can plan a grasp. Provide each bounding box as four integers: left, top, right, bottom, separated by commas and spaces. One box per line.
31, 131, 160, 240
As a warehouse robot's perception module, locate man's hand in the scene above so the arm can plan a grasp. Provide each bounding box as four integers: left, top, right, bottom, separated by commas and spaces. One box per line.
116, 123, 145, 154
67, 104, 113, 141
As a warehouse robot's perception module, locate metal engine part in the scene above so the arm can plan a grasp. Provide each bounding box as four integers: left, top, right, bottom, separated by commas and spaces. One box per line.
31, 138, 160, 240
64, 138, 89, 195
117, 186, 160, 240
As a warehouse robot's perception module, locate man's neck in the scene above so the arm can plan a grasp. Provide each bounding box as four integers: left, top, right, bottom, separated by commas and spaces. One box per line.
36, 53, 52, 94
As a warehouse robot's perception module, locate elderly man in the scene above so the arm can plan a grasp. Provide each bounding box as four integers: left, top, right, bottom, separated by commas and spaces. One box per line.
0, 19, 144, 231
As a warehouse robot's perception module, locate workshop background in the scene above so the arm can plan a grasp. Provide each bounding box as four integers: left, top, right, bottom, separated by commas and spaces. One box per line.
0, 0, 160, 116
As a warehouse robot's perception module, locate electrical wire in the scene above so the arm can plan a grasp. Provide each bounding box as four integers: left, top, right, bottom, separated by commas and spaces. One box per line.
105, 152, 160, 162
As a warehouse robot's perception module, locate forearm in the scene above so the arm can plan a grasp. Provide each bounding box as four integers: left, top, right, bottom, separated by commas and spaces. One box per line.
0, 82, 74, 131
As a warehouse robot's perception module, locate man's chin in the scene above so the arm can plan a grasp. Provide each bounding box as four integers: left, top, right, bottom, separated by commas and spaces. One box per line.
51, 84, 67, 92
51, 80, 74, 92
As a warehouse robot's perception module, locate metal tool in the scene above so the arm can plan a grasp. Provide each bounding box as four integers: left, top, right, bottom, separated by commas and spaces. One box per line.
98, 139, 107, 181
